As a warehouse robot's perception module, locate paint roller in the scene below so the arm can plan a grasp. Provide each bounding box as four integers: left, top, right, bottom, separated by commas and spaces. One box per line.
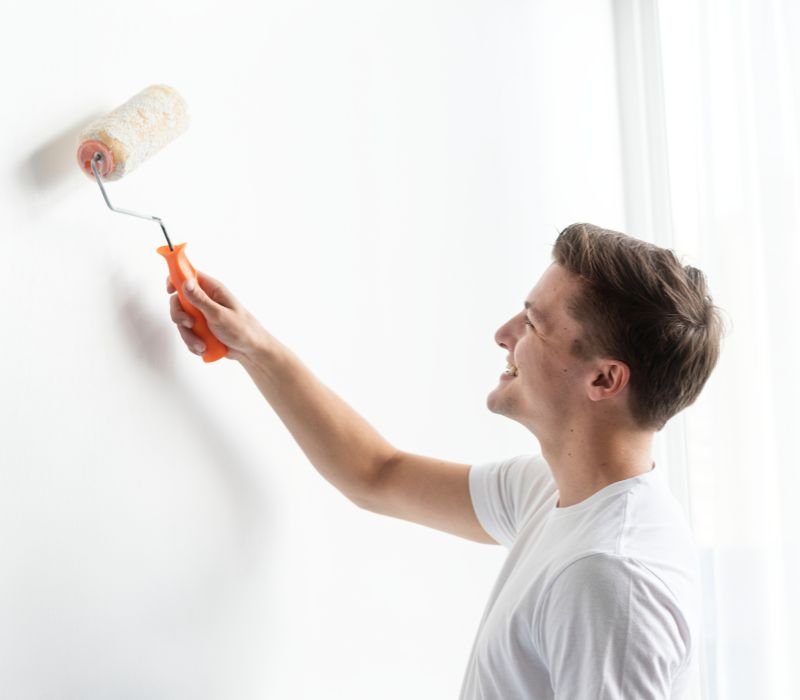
76, 84, 227, 363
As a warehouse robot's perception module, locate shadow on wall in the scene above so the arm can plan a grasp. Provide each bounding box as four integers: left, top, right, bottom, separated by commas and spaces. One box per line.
106, 257, 274, 578
17, 112, 105, 210
21, 115, 279, 567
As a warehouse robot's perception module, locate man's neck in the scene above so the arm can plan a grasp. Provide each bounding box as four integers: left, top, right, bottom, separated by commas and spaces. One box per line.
540, 428, 655, 508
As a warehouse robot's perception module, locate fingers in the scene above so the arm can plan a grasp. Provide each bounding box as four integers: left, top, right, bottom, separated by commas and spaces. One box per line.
170, 293, 195, 328
178, 325, 206, 355
169, 294, 206, 354
167, 292, 206, 355
166, 270, 248, 357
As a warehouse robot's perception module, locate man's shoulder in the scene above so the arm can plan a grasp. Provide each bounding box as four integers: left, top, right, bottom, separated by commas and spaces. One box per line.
551, 552, 677, 594
535, 553, 696, 693
540, 552, 694, 635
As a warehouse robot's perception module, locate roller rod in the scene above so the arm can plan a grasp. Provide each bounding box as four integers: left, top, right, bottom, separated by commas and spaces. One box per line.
90, 152, 173, 251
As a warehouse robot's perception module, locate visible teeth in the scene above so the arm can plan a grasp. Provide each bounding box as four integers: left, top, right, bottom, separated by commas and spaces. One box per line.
504, 363, 519, 376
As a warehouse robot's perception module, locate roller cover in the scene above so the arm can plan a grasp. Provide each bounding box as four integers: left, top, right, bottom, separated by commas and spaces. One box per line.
76, 84, 189, 180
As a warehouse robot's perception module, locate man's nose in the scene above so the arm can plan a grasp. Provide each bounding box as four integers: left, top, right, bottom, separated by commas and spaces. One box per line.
495, 316, 517, 349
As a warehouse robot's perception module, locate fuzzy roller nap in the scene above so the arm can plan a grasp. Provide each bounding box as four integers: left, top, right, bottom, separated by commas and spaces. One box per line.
76, 84, 228, 363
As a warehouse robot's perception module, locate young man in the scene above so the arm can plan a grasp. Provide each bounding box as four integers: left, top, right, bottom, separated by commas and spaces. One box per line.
168, 223, 723, 698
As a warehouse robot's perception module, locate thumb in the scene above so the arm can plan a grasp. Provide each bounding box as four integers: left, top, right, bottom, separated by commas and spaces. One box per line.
183, 271, 237, 311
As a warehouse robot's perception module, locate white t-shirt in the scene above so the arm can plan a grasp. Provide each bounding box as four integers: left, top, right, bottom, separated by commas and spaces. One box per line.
460, 454, 701, 699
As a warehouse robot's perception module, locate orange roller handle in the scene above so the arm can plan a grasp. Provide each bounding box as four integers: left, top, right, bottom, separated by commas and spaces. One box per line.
156, 242, 228, 363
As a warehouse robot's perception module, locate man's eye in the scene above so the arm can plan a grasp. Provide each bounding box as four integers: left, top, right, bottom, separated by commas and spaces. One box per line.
525, 320, 535, 330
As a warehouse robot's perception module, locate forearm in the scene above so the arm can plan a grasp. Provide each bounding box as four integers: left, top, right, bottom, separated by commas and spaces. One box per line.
237, 337, 396, 502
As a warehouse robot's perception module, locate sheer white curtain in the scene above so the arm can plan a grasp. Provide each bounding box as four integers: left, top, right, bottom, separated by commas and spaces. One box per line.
614, 1, 800, 698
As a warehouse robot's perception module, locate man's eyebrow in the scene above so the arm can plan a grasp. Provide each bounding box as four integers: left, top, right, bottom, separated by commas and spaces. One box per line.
524, 301, 547, 322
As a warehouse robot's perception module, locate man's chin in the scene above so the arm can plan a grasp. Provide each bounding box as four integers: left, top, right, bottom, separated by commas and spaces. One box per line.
486, 389, 512, 416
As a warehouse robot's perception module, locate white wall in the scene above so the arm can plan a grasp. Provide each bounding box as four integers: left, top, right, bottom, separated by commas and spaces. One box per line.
0, 1, 625, 697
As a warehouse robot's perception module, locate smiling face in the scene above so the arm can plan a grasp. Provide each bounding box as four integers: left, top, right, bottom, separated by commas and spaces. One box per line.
486, 262, 597, 433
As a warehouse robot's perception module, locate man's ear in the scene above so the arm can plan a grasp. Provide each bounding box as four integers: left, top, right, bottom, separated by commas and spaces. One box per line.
587, 360, 630, 402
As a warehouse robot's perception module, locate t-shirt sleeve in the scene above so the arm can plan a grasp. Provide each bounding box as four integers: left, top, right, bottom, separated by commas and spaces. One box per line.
536, 553, 692, 699
468, 454, 545, 548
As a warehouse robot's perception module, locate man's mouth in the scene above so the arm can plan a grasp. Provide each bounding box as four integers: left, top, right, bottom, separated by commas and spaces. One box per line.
504, 362, 519, 377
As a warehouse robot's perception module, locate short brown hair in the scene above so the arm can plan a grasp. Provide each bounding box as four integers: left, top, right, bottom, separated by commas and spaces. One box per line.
552, 223, 726, 431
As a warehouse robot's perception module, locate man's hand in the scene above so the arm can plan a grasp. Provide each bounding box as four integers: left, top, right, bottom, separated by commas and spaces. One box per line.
167, 271, 273, 362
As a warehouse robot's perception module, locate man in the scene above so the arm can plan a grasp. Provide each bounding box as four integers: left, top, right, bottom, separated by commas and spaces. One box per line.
167, 223, 723, 698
